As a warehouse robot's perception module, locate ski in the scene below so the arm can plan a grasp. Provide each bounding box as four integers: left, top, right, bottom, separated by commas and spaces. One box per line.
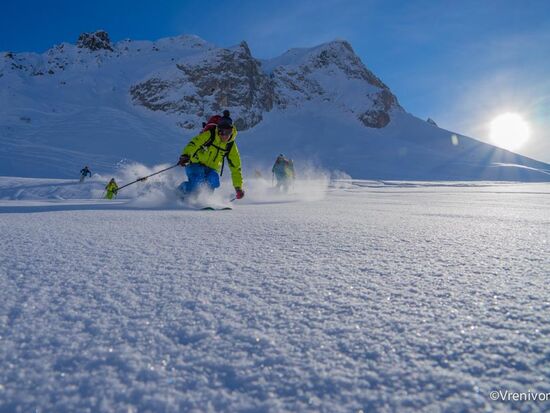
200, 206, 232, 211
176, 188, 233, 210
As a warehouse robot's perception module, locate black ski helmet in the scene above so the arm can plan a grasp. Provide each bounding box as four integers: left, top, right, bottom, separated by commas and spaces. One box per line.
218, 110, 233, 129
218, 116, 233, 130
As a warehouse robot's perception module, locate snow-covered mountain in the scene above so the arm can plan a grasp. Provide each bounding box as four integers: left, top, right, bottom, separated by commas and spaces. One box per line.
2, 30, 549, 181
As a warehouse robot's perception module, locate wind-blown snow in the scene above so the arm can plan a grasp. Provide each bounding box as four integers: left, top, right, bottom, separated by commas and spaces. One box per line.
1, 179, 549, 412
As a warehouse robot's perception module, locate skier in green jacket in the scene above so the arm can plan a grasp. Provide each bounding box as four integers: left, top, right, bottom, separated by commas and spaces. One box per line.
177, 111, 244, 200
104, 178, 118, 199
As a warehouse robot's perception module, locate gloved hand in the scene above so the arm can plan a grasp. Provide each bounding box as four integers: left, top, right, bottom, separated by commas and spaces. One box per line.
235, 188, 245, 199
178, 154, 190, 167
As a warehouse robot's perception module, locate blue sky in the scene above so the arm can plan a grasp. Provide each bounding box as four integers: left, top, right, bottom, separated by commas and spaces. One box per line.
2, 0, 549, 162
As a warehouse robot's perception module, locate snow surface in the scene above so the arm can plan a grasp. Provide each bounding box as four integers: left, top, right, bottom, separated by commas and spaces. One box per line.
1, 176, 549, 412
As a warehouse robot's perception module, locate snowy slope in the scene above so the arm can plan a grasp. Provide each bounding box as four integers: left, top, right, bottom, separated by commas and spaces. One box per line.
1, 34, 210, 177
1, 31, 550, 181
1, 179, 549, 412
238, 106, 550, 181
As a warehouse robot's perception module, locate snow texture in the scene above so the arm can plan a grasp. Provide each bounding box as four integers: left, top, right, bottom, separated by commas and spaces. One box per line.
1, 177, 549, 412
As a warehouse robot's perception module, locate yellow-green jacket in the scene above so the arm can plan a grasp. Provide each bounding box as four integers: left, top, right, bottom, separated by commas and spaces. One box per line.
105, 181, 118, 199
105, 181, 118, 192
182, 126, 243, 189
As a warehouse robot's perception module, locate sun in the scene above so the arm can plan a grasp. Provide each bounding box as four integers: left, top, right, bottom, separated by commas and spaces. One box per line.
489, 113, 530, 151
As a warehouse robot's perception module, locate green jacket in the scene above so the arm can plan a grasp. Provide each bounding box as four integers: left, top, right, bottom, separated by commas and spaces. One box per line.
182, 126, 243, 189
105, 181, 118, 192
105, 181, 118, 199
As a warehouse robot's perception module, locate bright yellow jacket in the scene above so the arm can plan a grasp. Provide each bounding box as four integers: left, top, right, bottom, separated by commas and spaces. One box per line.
105, 181, 118, 199
105, 181, 118, 192
182, 126, 243, 189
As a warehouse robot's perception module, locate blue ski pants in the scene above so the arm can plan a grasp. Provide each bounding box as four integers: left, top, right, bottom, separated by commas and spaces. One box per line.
181, 163, 220, 193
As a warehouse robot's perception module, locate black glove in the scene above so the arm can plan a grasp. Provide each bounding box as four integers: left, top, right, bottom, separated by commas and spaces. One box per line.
178, 154, 190, 167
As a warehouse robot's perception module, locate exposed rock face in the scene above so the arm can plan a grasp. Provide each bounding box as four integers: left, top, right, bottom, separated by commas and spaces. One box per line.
427, 118, 438, 126
130, 42, 274, 130
130, 79, 177, 111
359, 110, 390, 128
266, 40, 402, 128
77, 31, 113, 52
271, 66, 325, 106
359, 90, 399, 128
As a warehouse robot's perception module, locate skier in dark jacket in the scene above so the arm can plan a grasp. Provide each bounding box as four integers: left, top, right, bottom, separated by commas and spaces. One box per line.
80, 166, 92, 182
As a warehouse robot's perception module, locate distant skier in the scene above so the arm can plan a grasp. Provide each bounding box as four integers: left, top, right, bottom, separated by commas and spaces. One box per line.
104, 178, 118, 199
177, 111, 244, 200
79, 166, 91, 183
272, 154, 295, 192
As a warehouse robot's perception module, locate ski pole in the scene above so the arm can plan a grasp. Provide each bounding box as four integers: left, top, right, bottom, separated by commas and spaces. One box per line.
116, 163, 179, 193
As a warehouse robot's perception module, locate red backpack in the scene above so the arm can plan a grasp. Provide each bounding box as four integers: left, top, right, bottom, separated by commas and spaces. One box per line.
198, 110, 234, 176
201, 110, 232, 132
201, 114, 223, 132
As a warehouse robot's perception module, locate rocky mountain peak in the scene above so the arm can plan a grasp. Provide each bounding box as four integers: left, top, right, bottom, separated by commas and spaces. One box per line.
309, 40, 389, 91
238, 41, 252, 57
77, 30, 113, 51
130, 42, 274, 131
260, 39, 402, 127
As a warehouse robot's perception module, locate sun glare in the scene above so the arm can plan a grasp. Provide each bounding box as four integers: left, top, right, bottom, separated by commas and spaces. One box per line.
489, 113, 530, 151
